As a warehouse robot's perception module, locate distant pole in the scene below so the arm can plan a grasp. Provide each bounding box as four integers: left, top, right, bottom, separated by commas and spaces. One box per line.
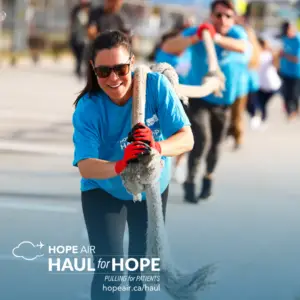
11, 0, 29, 64
0, 0, 4, 44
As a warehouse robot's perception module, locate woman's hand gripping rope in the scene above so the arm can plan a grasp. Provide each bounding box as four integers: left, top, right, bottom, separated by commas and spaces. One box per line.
128, 122, 162, 154
114, 141, 151, 174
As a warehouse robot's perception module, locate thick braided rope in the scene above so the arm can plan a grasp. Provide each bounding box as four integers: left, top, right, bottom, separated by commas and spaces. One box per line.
120, 30, 221, 299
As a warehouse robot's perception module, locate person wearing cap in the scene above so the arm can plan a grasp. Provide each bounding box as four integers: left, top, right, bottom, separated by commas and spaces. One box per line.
278, 21, 300, 120
162, 0, 251, 203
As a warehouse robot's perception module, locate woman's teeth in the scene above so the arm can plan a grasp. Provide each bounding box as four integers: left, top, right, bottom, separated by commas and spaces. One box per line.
109, 83, 122, 88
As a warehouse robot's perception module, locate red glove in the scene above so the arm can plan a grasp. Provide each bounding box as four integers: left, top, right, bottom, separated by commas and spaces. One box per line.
114, 141, 151, 174
128, 123, 161, 154
196, 23, 216, 39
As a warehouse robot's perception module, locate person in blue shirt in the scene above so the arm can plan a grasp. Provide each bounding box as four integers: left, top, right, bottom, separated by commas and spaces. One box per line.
279, 21, 300, 120
72, 30, 193, 300
150, 21, 193, 182
236, 17, 262, 136
227, 15, 257, 149
162, 0, 250, 203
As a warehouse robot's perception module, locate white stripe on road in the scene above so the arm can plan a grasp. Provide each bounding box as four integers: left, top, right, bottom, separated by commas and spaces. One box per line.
0, 109, 71, 123
0, 199, 78, 213
0, 140, 73, 156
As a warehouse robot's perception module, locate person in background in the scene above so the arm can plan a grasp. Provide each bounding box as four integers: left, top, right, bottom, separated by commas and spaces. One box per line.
257, 37, 282, 125
83, 0, 131, 75
162, 0, 251, 202
72, 30, 193, 300
227, 13, 257, 148
69, 0, 92, 78
278, 21, 300, 120
150, 16, 194, 183
236, 14, 262, 130
245, 25, 261, 130
87, 0, 130, 41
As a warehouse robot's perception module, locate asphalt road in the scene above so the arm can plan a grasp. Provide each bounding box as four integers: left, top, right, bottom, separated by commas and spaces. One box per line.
0, 59, 300, 300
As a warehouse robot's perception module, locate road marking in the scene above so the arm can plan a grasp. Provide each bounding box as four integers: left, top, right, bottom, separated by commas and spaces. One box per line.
0, 140, 73, 156
0, 198, 78, 213
0, 109, 72, 123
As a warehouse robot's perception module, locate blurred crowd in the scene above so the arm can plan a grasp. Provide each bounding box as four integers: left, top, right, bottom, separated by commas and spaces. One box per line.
68, 0, 300, 204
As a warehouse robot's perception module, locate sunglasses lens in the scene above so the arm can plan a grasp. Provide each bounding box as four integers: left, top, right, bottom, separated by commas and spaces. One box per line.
114, 64, 130, 76
95, 66, 111, 78
94, 61, 130, 78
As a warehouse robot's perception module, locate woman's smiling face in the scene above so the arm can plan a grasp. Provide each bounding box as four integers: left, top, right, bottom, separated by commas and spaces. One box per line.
92, 46, 134, 105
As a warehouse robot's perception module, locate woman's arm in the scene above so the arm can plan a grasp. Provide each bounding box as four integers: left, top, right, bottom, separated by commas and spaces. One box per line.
281, 51, 299, 63
159, 126, 193, 157
162, 34, 199, 54
76, 140, 151, 180
77, 159, 117, 179
215, 35, 247, 53
78, 126, 194, 179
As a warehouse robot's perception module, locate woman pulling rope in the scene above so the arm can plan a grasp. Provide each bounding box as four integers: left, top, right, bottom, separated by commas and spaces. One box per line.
72, 30, 198, 300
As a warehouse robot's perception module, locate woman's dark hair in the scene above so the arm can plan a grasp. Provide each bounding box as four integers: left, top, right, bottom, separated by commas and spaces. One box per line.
74, 30, 132, 107
281, 21, 290, 37
147, 28, 181, 61
258, 37, 266, 48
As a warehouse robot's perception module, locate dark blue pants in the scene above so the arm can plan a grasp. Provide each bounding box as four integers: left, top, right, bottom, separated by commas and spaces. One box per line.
257, 90, 277, 121
186, 98, 229, 182
81, 187, 168, 300
280, 75, 300, 116
246, 91, 260, 118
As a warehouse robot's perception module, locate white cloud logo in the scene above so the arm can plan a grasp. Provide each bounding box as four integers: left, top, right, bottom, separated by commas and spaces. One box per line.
12, 241, 45, 261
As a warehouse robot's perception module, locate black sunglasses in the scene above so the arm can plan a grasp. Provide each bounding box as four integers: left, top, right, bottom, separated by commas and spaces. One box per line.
214, 12, 234, 19
93, 57, 131, 78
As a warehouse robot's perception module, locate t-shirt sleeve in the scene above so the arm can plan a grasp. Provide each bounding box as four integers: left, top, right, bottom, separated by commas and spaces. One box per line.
293, 35, 300, 58
229, 25, 252, 61
88, 7, 101, 27
72, 97, 100, 167
152, 73, 191, 139
182, 27, 197, 37
229, 25, 248, 40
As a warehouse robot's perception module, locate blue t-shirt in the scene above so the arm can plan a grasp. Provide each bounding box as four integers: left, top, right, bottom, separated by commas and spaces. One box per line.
247, 70, 260, 93
236, 69, 259, 98
235, 69, 249, 98
182, 25, 251, 105
72, 72, 191, 200
155, 49, 192, 84
280, 33, 300, 79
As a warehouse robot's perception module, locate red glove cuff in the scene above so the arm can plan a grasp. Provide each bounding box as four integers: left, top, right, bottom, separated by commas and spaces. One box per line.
196, 23, 216, 39
115, 160, 126, 175
154, 141, 161, 154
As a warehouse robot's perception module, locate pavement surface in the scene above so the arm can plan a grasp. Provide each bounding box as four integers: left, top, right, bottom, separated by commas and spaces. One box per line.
0, 58, 300, 300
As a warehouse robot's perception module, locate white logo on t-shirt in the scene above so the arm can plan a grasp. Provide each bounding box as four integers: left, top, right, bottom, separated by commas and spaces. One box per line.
146, 114, 158, 127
